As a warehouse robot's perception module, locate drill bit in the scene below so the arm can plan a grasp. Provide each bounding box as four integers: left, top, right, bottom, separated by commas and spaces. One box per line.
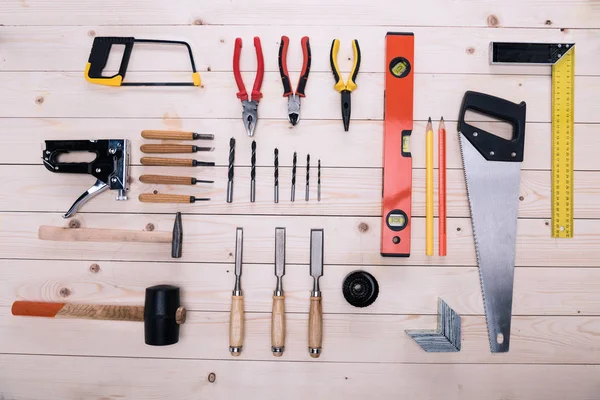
274, 148, 279, 203
318, 159, 321, 202
305, 154, 310, 201
227, 138, 235, 203
291, 152, 297, 202
250, 140, 256, 203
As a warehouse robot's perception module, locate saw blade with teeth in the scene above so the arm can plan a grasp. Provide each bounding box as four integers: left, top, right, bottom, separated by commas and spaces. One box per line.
458, 91, 526, 353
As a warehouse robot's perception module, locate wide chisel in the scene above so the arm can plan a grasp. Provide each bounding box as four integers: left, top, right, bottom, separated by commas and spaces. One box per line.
271, 228, 286, 356
229, 228, 245, 356
308, 229, 324, 358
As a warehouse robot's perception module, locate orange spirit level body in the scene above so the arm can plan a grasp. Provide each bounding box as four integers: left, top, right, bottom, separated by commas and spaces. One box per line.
381, 33, 414, 257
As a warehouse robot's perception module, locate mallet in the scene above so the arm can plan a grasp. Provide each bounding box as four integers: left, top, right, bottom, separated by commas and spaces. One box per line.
12, 285, 186, 346
38, 212, 183, 258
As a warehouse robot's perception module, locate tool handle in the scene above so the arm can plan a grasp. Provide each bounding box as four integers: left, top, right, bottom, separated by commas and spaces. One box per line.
308, 295, 322, 358
38, 225, 172, 244
278, 36, 292, 96
141, 144, 196, 154
139, 194, 194, 204
271, 295, 286, 356
347, 39, 361, 92
141, 130, 196, 140
329, 39, 344, 92
139, 174, 195, 185
233, 38, 248, 101
296, 36, 311, 97
251, 36, 264, 102
229, 295, 244, 356
140, 157, 195, 167
12, 301, 145, 322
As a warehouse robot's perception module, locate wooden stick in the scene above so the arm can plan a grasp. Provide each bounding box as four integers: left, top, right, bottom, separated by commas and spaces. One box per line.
271, 295, 285, 356
38, 226, 172, 243
139, 194, 199, 204
140, 157, 196, 167
139, 175, 195, 185
229, 295, 244, 356
308, 296, 322, 358
12, 302, 145, 322
425, 117, 434, 256
142, 130, 196, 140
439, 117, 447, 256
141, 144, 196, 154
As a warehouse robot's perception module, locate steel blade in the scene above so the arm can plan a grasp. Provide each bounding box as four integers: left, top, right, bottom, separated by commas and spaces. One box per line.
460, 133, 521, 353
235, 228, 243, 277
275, 228, 286, 278
310, 229, 324, 279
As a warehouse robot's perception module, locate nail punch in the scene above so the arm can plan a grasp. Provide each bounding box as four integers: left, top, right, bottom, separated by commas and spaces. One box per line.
43, 140, 130, 218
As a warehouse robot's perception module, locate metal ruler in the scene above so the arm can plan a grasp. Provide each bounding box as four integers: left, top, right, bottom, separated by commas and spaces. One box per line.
491, 42, 575, 238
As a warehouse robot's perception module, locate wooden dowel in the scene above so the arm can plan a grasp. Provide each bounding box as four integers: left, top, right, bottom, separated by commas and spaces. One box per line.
38, 226, 172, 244
141, 130, 195, 140
141, 144, 196, 154
138, 194, 194, 204
140, 157, 195, 167
139, 175, 194, 185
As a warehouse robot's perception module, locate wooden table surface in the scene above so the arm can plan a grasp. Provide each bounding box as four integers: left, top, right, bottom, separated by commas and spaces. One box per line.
1, 1, 600, 399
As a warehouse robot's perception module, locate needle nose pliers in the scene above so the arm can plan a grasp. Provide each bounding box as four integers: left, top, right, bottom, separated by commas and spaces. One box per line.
330, 39, 361, 131
233, 37, 264, 136
278, 36, 311, 126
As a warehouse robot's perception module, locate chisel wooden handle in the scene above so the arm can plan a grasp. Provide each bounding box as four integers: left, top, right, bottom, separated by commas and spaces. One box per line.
142, 130, 196, 140
229, 295, 244, 356
271, 295, 286, 356
141, 157, 195, 167
139, 194, 196, 204
308, 295, 322, 358
140, 175, 195, 185
12, 302, 145, 322
141, 144, 196, 154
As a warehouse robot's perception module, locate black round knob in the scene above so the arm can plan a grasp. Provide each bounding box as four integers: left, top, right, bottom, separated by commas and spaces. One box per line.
342, 271, 379, 308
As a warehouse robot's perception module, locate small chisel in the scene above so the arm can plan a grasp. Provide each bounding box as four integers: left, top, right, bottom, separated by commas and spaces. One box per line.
140, 157, 215, 167
272, 227, 286, 356
138, 194, 210, 203
229, 228, 245, 356
309, 229, 324, 358
140, 144, 214, 153
141, 130, 214, 141
139, 175, 214, 185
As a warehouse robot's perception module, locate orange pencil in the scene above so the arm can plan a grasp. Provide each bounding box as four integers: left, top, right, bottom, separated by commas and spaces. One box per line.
438, 117, 447, 256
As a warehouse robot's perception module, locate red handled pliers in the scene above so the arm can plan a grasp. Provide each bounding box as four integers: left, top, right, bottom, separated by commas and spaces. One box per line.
278, 36, 311, 126
233, 37, 264, 137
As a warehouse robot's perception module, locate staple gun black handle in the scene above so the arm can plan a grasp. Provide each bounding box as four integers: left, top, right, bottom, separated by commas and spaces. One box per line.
85, 37, 135, 86
458, 91, 526, 162
43, 140, 113, 181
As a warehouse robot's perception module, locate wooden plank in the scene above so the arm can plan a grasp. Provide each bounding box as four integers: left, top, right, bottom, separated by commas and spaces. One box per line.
0, 212, 598, 267
1, 355, 598, 400
3, 307, 600, 363
6, 165, 600, 219
1, 71, 598, 123
2, 260, 600, 316
2, 0, 598, 28
2, 118, 598, 171
0, 26, 596, 76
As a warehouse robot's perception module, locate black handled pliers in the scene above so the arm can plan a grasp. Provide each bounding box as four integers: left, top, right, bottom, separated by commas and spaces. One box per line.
330, 39, 361, 131
278, 36, 311, 126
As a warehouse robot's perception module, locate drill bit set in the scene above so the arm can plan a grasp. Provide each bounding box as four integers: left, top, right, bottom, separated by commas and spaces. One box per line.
229, 227, 324, 358
226, 140, 322, 204
138, 130, 215, 204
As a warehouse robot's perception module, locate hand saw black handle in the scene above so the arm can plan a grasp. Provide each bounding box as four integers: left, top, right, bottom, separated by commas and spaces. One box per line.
86, 37, 135, 85
458, 91, 526, 162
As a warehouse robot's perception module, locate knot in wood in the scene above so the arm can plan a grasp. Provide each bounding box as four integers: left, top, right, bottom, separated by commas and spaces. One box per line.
358, 222, 369, 233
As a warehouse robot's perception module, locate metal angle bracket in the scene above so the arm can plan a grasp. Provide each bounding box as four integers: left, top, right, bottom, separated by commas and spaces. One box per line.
405, 298, 461, 352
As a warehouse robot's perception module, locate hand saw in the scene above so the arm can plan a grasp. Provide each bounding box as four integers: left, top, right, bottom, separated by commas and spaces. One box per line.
458, 91, 526, 353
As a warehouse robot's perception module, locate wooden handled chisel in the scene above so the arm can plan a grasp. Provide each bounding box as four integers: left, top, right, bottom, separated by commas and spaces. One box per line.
308, 229, 324, 358
141, 130, 214, 141
229, 228, 244, 356
138, 194, 210, 203
140, 144, 214, 153
140, 157, 215, 167
139, 174, 214, 185
271, 227, 286, 356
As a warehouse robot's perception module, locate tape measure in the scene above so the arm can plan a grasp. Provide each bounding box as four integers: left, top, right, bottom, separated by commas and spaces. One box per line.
491, 42, 575, 238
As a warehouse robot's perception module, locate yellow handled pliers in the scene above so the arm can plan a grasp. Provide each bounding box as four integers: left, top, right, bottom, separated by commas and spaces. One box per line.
329, 39, 361, 131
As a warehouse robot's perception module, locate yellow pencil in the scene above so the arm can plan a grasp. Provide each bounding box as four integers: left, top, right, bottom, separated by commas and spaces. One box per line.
426, 117, 434, 256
